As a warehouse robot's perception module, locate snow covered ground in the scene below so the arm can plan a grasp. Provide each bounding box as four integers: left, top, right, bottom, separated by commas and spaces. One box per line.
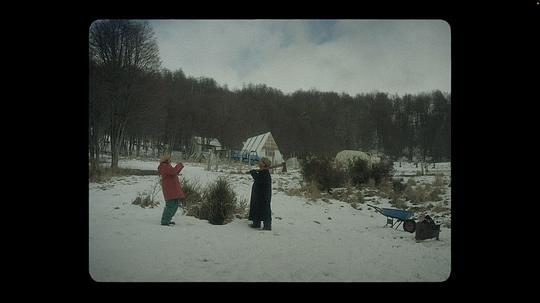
393, 161, 451, 176
89, 158, 451, 282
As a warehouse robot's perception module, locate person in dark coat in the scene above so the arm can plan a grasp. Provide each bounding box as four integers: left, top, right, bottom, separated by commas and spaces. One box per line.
248, 157, 273, 230
158, 154, 186, 226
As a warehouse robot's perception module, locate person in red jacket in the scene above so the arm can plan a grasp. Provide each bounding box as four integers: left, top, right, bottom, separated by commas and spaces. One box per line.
158, 154, 186, 226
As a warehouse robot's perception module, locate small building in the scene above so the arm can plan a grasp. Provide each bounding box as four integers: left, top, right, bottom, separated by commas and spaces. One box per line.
191, 136, 222, 154
285, 157, 300, 170
240, 132, 283, 165
190, 136, 223, 161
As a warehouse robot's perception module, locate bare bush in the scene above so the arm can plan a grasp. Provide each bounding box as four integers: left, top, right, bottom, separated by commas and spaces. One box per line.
304, 182, 323, 201
300, 156, 346, 191
235, 196, 249, 218
404, 184, 427, 204
181, 177, 245, 225
131, 177, 161, 208
392, 179, 407, 194
200, 177, 237, 225
377, 180, 394, 198
429, 187, 443, 201
434, 174, 445, 187
180, 178, 204, 216
285, 187, 303, 197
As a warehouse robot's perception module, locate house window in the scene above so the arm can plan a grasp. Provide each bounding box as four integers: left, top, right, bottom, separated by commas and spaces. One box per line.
266, 149, 274, 158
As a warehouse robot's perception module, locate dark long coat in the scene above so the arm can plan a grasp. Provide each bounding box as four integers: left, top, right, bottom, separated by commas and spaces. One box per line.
248, 169, 272, 222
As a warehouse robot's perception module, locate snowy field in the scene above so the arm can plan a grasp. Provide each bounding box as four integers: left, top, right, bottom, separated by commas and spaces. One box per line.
393, 161, 451, 176
89, 157, 451, 282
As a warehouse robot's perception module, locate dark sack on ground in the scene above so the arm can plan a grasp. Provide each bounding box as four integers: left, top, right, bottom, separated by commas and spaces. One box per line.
415, 215, 441, 241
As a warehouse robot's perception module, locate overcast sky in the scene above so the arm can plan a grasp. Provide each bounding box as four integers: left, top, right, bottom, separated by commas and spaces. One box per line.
148, 20, 450, 96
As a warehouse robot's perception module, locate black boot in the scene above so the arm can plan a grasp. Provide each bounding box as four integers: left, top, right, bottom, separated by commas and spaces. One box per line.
250, 221, 261, 228
262, 221, 271, 230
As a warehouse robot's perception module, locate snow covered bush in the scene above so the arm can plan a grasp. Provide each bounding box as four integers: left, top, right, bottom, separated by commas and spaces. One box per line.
300, 156, 346, 192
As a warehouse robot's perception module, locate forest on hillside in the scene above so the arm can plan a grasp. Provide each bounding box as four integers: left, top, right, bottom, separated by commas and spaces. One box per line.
89, 20, 451, 170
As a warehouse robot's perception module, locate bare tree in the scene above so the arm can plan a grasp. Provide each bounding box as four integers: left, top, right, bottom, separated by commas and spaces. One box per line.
89, 20, 160, 169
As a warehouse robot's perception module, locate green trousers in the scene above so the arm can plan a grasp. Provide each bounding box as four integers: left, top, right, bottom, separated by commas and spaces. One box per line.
161, 199, 180, 225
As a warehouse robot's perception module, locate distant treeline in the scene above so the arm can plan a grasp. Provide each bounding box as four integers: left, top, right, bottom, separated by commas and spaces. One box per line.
89, 20, 450, 170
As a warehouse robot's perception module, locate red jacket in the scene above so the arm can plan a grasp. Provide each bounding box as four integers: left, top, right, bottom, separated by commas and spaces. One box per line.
158, 162, 186, 200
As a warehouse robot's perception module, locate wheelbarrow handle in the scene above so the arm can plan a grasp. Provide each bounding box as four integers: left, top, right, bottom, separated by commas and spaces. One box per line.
367, 204, 383, 213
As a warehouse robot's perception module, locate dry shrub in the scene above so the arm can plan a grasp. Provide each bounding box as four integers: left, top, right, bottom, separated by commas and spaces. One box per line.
132, 194, 159, 208
347, 158, 371, 186
429, 187, 443, 201
300, 156, 347, 191
404, 184, 428, 204
200, 177, 237, 225
131, 178, 161, 208
392, 179, 407, 194
431, 204, 449, 213
304, 182, 323, 201
388, 188, 408, 209
407, 178, 417, 187
181, 178, 204, 215
377, 180, 393, 198
286, 188, 303, 197
235, 196, 249, 218
370, 161, 394, 185
434, 174, 445, 187
356, 191, 365, 204
181, 177, 243, 224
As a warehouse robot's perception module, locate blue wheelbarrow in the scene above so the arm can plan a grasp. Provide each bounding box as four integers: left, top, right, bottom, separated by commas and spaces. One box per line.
368, 204, 416, 233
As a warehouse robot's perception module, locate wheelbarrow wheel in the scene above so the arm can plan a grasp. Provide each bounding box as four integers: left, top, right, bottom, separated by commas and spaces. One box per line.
403, 220, 416, 233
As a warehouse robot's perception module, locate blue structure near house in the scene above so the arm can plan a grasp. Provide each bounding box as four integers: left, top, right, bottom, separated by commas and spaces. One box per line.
231, 150, 260, 163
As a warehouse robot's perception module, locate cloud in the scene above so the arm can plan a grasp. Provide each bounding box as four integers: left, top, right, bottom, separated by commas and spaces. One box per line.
149, 20, 450, 96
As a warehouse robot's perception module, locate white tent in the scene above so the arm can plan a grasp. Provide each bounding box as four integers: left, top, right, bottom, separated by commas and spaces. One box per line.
241, 132, 283, 165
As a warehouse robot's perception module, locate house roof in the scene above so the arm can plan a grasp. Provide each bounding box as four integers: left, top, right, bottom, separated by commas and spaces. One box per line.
193, 136, 221, 147
241, 132, 273, 154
